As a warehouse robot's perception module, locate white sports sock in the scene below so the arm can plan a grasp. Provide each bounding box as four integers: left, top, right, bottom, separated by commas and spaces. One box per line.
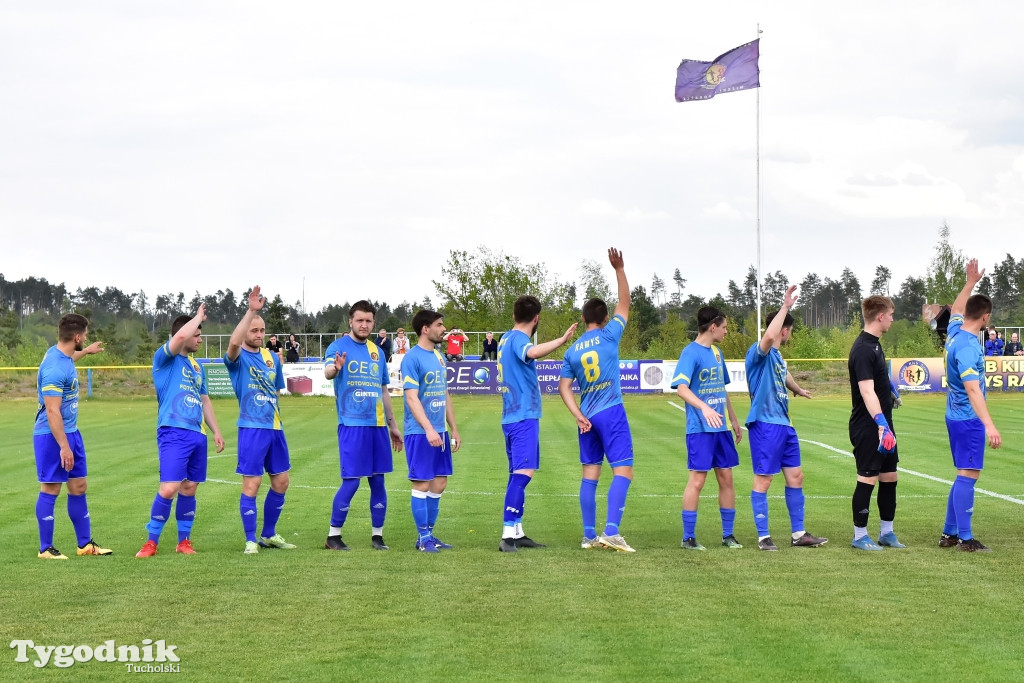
329, 526, 342, 536
853, 526, 868, 541
880, 520, 894, 536
371, 527, 383, 536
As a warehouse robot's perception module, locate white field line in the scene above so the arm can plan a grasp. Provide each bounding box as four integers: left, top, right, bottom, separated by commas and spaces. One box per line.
666, 401, 1024, 507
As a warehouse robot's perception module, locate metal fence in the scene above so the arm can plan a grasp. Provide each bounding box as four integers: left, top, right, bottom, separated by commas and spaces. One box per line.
195, 330, 503, 361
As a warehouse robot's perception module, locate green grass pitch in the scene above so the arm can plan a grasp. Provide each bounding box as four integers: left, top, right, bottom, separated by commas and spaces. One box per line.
2, 393, 1023, 680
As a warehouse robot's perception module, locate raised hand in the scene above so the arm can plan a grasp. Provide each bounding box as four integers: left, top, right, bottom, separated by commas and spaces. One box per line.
608, 248, 624, 271
783, 284, 798, 309
248, 285, 265, 312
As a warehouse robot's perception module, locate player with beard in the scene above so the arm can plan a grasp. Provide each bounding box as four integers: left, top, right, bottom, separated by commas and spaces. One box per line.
323, 300, 403, 551
33, 313, 111, 559
401, 310, 462, 552
225, 286, 296, 554
496, 295, 577, 552
136, 305, 225, 557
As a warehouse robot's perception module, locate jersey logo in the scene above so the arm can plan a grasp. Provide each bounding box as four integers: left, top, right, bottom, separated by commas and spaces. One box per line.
259, 347, 275, 370
369, 345, 379, 362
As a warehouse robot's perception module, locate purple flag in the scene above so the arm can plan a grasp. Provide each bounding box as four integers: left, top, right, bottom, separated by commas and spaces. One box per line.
675, 39, 759, 102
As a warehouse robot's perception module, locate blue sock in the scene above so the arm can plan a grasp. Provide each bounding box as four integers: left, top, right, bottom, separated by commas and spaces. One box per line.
330, 478, 361, 528
503, 474, 531, 527
425, 492, 441, 532
751, 490, 770, 537
411, 491, 430, 541
604, 475, 631, 536
175, 493, 196, 543
146, 494, 173, 543
785, 486, 805, 535
36, 492, 58, 552
720, 507, 736, 538
943, 484, 958, 535
368, 474, 387, 528
240, 494, 258, 543
67, 493, 91, 547
579, 478, 598, 538
682, 510, 698, 539
953, 475, 977, 541
261, 490, 285, 538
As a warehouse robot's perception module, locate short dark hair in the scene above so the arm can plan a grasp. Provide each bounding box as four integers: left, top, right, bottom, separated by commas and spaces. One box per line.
58, 314, 89, 342
171, 315, 200, 336
965, 294, 993, 321
765, 309, 794, 329
696, 306, 726, 334
349, 300, 376, 318
582, 298, 608, 325
411, 310, 444, 337
513, 295, 542, 323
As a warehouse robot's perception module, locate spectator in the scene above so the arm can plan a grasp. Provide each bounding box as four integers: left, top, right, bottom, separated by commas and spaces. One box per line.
481, 331, 498, 361
375, 328, 393, 362
984, 329, 1002, 356
444, 328, 469, 362
266, 334, 284, 364
1004, 332, 1024, 356
285, 334, 301, 363
394, 328, 410, 355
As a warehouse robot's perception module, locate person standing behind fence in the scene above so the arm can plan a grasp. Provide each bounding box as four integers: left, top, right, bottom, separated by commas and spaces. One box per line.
136, 305, 225, 558
33, 313, 111, 559
323, 301, 403, 551
445, 328, 468, 362
481, 332, 498, 361
394, 328, 410, 355
285, 334, 301, 363
225, 286, 296, 554
376, 328, 393, 362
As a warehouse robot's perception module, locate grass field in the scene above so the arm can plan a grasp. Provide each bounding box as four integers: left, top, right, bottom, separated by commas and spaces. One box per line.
2, 392, 1023, 681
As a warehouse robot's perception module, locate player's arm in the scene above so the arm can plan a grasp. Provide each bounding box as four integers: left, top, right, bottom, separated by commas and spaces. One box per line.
759, 285, 797, 353
786, 372, 811, 398
382, 390, 403, 452
558, 377, 591, 433
525, 323, 579, 359
859, 379, 896, 451
444, 389, 461, 452
324, 350, 346, 380
201, 395, 225, 453
71, 341, 104, 362
43, 395, 74, 471
227, 286, 264, 362
964, 381, 1002, 448
609, 248, 630, 322
724, 393, 742, 444
675, 383, 723, 429
169, 304, 207, 356
951, 258, 984, 317
404, 386, 441, 447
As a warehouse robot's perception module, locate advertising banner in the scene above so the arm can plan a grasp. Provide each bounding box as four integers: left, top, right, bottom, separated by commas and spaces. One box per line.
638, 359, 748, 393
446, 360, 499, 394
892, 356, 1024, 392
200, 362, 234, 398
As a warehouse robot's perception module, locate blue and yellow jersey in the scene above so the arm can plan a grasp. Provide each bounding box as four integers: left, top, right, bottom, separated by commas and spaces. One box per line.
744, 343, 791, 426
153, 342, 208, 433
497, 329, 540, 424
34, 346, 79, 436
560, 315, 626, 419
225, 347, 284, 430
944, 314, 985, 421
324, 335, 389, 427
670, 342, 730, 434
401, 345, 447, 435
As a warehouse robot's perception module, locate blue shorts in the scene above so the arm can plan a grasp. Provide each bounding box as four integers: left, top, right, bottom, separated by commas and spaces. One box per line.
236, 427, 291, 477
405, 432, 454, 481
34, 431, 87, 483
338, 425, 393, 479
947, 417, 985, 470
579, 404, 634, 467
684, 431, 739, 472
157, 426, 208, 483
748, 422, 801, 475
503, 419, 540, 471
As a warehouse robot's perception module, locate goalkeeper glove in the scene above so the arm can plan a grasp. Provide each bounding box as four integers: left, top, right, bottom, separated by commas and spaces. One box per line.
874, 413, 896, 453
890, 379, 902, 409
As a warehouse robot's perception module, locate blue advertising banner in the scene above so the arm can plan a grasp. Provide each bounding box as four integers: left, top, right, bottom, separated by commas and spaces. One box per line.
446, 360, 498, 394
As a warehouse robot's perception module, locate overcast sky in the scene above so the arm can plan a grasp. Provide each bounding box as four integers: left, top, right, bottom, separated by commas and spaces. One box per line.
2, 2, 1022, 315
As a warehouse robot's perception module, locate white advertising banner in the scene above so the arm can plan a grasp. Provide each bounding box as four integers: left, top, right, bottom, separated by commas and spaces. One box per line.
638, 360, 748, 394
279, 359, 405, 396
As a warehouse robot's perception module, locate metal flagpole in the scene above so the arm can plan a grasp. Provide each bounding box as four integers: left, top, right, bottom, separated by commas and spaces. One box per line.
755, 25, 763, 338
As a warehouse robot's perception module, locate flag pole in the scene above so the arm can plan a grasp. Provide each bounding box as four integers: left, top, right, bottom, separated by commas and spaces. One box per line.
755, 25, 763, 338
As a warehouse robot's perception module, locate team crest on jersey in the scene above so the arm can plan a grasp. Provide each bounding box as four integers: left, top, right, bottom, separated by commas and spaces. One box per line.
712, 346, 722, 363
265, 358, 274, 368
369, 347, 379, 361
